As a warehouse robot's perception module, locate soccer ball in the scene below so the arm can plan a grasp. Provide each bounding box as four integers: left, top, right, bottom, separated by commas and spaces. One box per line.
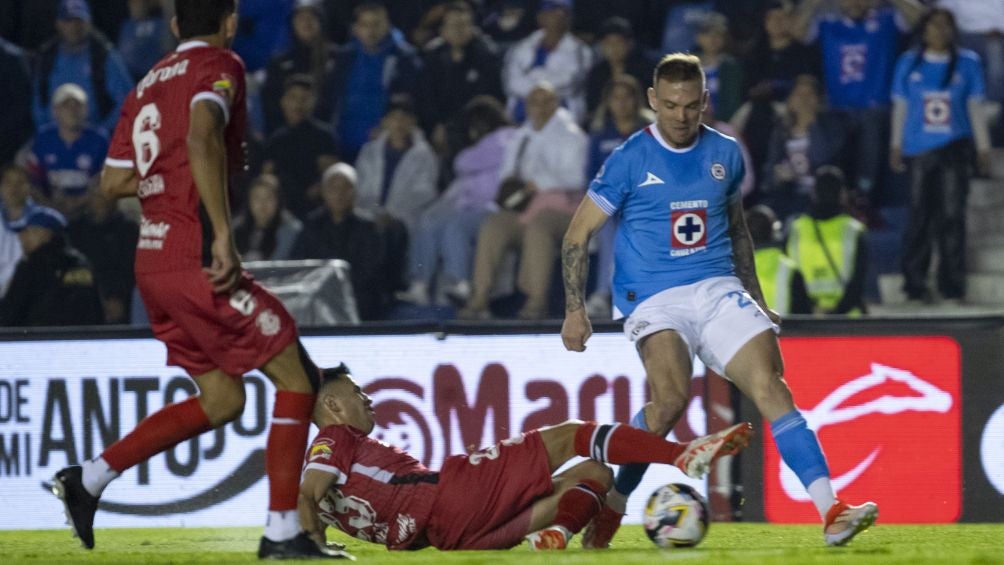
642, 483, 710, 548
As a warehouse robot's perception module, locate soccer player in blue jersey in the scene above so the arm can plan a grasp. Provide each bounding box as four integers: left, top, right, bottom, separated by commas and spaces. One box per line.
560, 53, 878, 548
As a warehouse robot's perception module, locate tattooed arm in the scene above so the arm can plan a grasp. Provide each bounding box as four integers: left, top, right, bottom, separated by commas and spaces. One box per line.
728, 198, 782, 325
561, 197, 610, 351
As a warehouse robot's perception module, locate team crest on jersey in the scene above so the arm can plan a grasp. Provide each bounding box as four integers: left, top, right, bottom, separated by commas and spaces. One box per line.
710, 163, 726, 181
309, 439, 334, 462
257, 308, 281, 336
923, 92, 951, 132
671, 209, 707, 255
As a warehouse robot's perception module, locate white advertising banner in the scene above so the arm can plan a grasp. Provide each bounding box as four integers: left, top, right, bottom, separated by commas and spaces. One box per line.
0, 333, 711, 531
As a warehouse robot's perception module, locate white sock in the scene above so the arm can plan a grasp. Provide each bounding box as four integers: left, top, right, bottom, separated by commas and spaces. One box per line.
264, 510, 300, 542
606, 488, 628, 514
81, 457, 119, 498
807, 477, 837, 520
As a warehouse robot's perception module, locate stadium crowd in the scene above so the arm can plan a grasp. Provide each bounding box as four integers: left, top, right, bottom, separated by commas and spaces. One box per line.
0, 0, 1001, 324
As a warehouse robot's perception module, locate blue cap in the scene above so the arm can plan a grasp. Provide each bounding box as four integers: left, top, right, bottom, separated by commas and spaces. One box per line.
539, 0, 572, 12
14, 206, 67, 233
58, 0, 92, 22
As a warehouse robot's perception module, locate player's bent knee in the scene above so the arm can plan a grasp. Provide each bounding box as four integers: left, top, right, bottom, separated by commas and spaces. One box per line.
578, 460, 614, 489
199, 389, 246, 426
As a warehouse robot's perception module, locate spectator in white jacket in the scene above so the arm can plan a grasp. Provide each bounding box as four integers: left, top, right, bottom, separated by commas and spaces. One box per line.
354, 94, 439, 234
502, 0, 594, 124
460, 82, 588, 320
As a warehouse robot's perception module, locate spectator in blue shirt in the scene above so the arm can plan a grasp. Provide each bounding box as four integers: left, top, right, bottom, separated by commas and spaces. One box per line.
659, 0, 714, 54
792, 0, 927, 199
232, 0, 293, 73
890, 8, 990, 303
322, 2, 421, 161
117, 0, 170, 81
0, 38, 33, 166
32, 0, 134, 135
27, 83, 109, 219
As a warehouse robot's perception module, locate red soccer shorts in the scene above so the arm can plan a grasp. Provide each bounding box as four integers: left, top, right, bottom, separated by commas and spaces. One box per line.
137, 269, 297, 377
426, 430, 553, 550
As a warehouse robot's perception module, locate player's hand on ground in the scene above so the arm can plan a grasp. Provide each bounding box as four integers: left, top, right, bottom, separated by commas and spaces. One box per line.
205, 235, 241, 293
561, 309, 592, 352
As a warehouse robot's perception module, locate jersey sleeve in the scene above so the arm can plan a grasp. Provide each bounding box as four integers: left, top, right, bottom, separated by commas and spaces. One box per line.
586, 145, 633, 216
727, 142, 745, 204
304, 426, 357, 486
190, 53, 245, 126
105, 97, 136, 169
964, 54, 986, 100
890, 52, 912, 101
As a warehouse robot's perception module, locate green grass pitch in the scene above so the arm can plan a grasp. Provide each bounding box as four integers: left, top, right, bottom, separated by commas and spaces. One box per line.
3, 524, 1004, 564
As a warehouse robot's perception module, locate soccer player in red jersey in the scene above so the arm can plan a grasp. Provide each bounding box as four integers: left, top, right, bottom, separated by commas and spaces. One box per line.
49, 1, 344, 559
298, 365, 754, 551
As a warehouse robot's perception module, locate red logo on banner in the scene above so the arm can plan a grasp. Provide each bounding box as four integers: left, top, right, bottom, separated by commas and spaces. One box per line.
764, 336, 961, 523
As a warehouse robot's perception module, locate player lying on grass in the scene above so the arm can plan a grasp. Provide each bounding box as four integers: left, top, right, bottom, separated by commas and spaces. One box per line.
297, 365, 753, 551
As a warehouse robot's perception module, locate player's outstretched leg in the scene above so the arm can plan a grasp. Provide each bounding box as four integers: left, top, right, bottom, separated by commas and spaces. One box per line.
727, 331, 878, 546
535, 419, 753, 549
572, 421, 752, 478
51, 371, 231, 549
578, 420, 752, 549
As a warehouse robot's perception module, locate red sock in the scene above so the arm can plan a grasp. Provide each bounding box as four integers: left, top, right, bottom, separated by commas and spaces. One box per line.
266, 391, 315, 511
574, 422, 686, 465
553, 479, 606, 534
102, 397, 212, 472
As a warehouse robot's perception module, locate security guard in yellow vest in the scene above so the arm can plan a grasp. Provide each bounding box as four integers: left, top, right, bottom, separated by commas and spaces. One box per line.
786, 166, 867, 315
747, 205, 811, 315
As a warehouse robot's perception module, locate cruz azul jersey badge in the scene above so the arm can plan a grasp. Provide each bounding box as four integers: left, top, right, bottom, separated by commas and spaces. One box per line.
670, 200, 708, 256
710, 163, 726, 181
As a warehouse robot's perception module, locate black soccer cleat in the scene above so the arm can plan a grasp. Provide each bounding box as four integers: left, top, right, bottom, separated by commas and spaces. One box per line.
258, 532, 356, 560
51, 466, 99, 549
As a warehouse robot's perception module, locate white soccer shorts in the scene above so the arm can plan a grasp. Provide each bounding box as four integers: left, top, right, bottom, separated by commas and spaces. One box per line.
621, 276, 779, 375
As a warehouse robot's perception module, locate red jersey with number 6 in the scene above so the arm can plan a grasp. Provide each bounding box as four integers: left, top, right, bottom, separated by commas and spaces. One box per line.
105, 40, 246, 274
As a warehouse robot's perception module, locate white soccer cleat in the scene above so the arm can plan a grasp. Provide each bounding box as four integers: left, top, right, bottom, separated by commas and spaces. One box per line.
824, 500, 878, 546
525, 525, 571, 550
673, 422, 754, 479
